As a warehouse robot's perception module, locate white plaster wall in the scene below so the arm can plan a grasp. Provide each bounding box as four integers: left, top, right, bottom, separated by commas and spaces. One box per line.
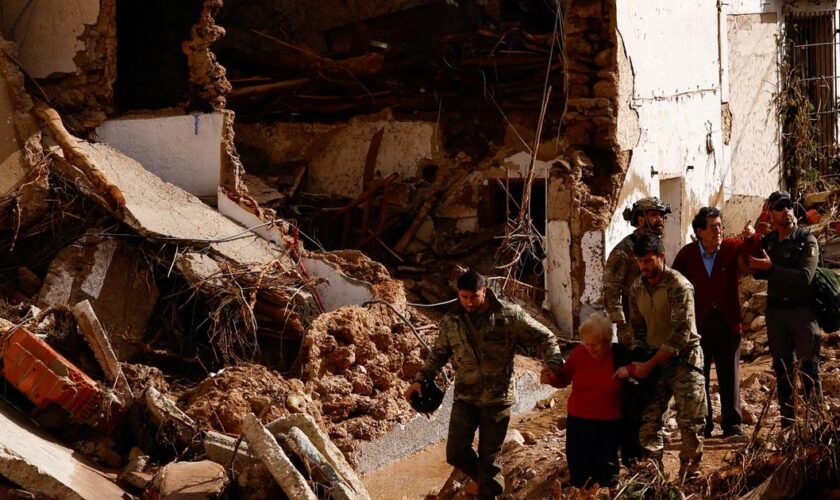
1, 0, 99, 78
610, 0, 725, 258
545, 220, 573, 335
727, 12, 782, 197
96, 113, 225, 198
580, 230, 604, 307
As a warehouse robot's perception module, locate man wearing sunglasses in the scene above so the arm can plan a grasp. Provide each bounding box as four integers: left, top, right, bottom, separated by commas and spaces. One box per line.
748, 191, 823, 429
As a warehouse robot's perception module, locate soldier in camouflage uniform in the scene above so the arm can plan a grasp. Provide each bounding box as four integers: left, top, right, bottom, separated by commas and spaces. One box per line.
404, 270, 564, 499
618, 234, 706, 479
604, 196, 671, 463
603, 196, 671, 346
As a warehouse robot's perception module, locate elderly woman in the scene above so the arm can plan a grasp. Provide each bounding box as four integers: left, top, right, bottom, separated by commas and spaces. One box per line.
542, 314, 635, 488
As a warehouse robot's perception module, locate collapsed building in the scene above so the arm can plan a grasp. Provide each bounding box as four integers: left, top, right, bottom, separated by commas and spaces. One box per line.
0, 0, 838, 498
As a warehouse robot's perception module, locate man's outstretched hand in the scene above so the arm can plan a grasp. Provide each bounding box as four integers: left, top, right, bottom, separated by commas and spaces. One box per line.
540, 367, 560, 387
404, 382, 422, 402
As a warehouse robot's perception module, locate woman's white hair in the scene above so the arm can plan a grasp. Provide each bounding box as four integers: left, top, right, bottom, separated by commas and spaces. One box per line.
579, 313, 613, 344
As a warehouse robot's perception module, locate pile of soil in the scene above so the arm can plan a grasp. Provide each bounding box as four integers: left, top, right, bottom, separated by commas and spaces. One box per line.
300, 305, 436, 458
179, 363, 319, 434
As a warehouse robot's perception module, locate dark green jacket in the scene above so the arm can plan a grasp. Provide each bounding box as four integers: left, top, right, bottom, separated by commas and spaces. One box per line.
414, 290, 564, 406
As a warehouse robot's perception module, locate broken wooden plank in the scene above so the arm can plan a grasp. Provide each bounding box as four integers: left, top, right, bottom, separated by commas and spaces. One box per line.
71, 300, 132, 402
362, 127, 385, 191
34, 103, 125, 213
241, 413, 317, 500
287, 427, 357, 500
393, 195, 437, 253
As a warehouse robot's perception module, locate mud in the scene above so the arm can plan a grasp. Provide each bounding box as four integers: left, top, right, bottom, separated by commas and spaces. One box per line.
300, 304, 437, 460
180, 363, 318, 435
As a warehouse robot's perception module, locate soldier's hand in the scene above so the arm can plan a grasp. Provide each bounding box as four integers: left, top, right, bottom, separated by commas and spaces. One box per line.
540, 367, 559, 386
748, 250, 773, 271
614, 366, 630, 379
404, 382, 422, 403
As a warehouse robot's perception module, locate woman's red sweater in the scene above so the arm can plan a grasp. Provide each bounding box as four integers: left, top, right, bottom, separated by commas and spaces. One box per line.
558, 345, 624, 420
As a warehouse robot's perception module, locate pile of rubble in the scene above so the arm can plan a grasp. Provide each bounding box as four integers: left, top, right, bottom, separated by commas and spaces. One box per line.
0, 39, 449, 499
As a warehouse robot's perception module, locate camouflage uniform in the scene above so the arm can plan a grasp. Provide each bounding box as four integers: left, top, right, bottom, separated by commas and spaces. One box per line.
629, 268, 706, 468
414, 290, 564, 499
604, 229, 643, 346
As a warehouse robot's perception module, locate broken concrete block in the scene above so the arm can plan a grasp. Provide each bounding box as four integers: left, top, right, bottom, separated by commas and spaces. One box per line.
203, 431, 261, 472
300, 255, 375, 312
154, 461, 228, 500
286, 426, 357, 500
0, 399, 128, 499
71, 300, 131, 401
47, 137, 294, 270
118, 448, 151, 489
38, 236, 158, 360
502, 429, 525, 453
241, 413, 317, 500
265, 413, 370, 500
145, 387, 197, 445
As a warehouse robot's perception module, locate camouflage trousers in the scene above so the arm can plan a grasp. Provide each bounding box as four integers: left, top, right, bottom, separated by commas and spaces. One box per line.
446, 400, 511, 500
639, 350, 706, 464
615, 322, 634, 348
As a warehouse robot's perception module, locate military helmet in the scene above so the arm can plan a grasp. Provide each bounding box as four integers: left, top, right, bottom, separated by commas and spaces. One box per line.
622, 196, 672, 227
409, 378, 445, 414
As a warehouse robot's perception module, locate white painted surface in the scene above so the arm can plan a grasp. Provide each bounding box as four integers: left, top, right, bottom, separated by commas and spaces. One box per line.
728, 0, 781, 15
217, 189, 290, 247
727, 12, 782, 196
301, 257, 374, 312
610, 0, 725, 256
580, 230, 604, 307
659, 177, 684, 264
723, 194, 766, 237
96, 113, 225, 198
1, 0, 100, 78
545, 220, 573, 334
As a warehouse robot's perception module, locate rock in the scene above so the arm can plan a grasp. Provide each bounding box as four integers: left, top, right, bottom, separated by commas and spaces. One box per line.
666, 418, 678, 430
750, 316, 766, 332
524, 468, 537, 479
747, 293, 767, 314
536, 397, 556, 410
118, 448, 151, 489
554, 416, 568, 431
741, 407, 756, 426
742, 311, 756, 326
741, 373, 761, 389
503, 429, 526, 453
521, 430, 537, 445
155, 461, 229, 499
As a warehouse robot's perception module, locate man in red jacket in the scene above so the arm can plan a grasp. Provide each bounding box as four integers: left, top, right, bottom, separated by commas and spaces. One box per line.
673, 207, 756, 438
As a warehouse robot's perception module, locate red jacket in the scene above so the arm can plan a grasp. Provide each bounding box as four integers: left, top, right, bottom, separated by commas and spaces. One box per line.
672, 238, 754, 335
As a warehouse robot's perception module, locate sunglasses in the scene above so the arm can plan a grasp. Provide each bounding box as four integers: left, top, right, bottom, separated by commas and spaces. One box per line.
771, 200, 793, 211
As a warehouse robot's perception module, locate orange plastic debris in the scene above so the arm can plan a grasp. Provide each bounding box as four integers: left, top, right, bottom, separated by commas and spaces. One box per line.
806, 209, 822, 225
1, 327, 124, 434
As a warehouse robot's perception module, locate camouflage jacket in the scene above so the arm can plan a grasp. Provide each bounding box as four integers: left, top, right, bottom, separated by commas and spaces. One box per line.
629, 268, 701, 359
414, 291, 564, 406
603, 230, 643, 323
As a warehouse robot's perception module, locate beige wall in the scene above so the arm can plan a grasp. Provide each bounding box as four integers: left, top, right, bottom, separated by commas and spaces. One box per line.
727, 12, 781, 196
1, 0, 100, 78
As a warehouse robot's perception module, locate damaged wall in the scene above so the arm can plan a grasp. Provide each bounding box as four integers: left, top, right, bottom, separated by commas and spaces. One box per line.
0, 40, 48, 232
609, 0, 726, 263
725, 3, 782, 197
235, 112, 441, 197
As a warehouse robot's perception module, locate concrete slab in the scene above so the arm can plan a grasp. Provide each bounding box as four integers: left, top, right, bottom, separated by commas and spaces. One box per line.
96, 113, 226, 198
0, 399, 127, 499
352, 359, 555, 474
37, 236, 158, 360
723, 194, 766, 238
51, 141, 293, 269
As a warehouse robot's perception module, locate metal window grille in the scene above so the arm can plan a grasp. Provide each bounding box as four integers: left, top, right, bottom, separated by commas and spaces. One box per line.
787, 9, 840, 172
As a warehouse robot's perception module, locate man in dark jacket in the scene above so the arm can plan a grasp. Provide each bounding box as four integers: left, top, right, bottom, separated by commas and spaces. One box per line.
404, 270, 564, 499
673, 207, 756, 438
748, 191, 823, 428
